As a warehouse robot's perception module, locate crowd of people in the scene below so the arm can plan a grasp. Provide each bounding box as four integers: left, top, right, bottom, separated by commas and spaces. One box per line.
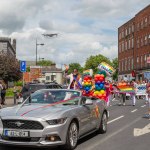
64, 66, 150, 107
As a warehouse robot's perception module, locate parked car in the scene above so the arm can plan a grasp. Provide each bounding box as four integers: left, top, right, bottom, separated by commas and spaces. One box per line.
0, 89, 108, 150
17, 82, 62, 103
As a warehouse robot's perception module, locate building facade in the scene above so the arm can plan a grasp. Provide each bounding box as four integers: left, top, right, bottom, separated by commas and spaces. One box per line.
0, 37, 16, 57
118, 5, 150, 81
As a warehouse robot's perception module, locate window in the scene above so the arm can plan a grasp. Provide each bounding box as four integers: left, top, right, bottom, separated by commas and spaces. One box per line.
128, 58, 130, 70
128, 39, 130, 49
122, 61, 124, 72
131, 58, 134, 70
137, 57, 139, 63
125, 41, 127, 50
46, 76, 50, 81
141, 37, 143, 47
132, 24, 134, 32
137, 38, 140, 48
144, 35, 148, 45
119, 44, 121, 53
145, 17, 148, 27
141, 56, 143, 68
51, 75, 56, 81
129, 26, 131, 34
125, 28, 128, 36
137, 23, 139, 31
131, 38, 134, 48
141, 19, 143, 29
122, 41, 124, 51
122, 31, 124, 38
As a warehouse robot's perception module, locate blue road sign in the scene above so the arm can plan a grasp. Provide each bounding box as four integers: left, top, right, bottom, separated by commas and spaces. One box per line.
20, 61, 26, 72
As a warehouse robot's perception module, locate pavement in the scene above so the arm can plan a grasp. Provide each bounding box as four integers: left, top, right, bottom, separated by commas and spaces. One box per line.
0, 97, 150, 150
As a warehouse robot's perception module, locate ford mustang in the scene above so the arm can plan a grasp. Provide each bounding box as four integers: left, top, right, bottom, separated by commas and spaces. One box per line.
0, 89, 108, 150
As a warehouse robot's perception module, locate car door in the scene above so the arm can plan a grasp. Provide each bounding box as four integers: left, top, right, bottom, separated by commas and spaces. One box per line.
78, 97, 96, 135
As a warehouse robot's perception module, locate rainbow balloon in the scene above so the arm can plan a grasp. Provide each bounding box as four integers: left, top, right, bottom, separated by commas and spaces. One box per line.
98, 62, 115, 77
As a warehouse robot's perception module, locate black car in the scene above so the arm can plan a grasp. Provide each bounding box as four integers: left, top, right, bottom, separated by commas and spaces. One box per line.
18, 82, 62, 102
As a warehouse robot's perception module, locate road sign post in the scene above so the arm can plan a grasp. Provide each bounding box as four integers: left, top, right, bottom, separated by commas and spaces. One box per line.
20, 61, 26, 86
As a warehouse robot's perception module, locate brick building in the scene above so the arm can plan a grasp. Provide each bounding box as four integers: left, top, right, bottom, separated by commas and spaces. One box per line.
118, 5, 150, 81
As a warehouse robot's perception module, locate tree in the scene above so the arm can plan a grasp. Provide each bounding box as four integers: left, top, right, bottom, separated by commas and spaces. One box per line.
37, 60, 53, 66
67, 63, 83, 74
112, 58, 118, 80
0, 54, 22, 82
84, 54, 112, 74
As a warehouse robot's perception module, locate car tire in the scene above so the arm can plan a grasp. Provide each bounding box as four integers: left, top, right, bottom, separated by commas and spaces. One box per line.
97, 112, 107, 134
64, 121, 78, 150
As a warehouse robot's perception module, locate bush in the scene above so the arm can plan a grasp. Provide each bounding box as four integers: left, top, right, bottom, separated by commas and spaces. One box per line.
14, 81, 23, 86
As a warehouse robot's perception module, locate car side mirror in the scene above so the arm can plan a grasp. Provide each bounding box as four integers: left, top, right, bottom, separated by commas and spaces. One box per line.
84, 99, 93, 105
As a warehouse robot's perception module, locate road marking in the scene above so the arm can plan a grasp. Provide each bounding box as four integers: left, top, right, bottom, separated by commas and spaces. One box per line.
86, 117, 141, 150
131, 109, 137, 113
134, 123, 150, 137
108, 115, 124, 124
141, 105, 146, 108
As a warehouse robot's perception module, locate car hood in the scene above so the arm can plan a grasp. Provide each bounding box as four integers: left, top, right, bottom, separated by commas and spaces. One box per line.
0, 104, 77, 119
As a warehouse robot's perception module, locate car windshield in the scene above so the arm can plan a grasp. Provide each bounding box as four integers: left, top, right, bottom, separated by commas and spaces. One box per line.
25, 90, 81, 104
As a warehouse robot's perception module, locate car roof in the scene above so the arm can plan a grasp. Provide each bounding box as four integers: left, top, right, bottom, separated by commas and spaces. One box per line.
35, 89, 82, 93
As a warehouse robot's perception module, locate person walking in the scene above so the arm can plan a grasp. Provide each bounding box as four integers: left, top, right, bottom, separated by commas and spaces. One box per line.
1, 82, 6, 105
130, 80, 137, 106
64, 65, 82, 90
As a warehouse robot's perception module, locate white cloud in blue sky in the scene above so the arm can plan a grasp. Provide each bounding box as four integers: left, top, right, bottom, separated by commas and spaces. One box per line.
0, 0, 149, 67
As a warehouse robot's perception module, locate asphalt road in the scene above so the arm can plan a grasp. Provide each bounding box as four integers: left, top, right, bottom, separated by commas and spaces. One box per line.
0, 97, 149, 150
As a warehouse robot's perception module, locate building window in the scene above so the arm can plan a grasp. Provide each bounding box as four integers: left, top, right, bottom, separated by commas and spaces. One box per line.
131, 58, 134, 70
141, 56, 143, 68
125, 41, 127, 50
122, 41, 124, 51
119, 44, 121, 53
119, 32, 122, 40
137, 23, 139, 31
128, 39, 130, 49
131, 38, 134, 48
125, 28, 128, 36
122, 61, 124, 72
145, 17, 148, 27
132, 24, 134, 32
51, 75, 56, 81
141, 19, 143, 29
46, 76, 50, 81
144, 35, 148, 45
129, 26, 131, 34
141, 37, 143, 47
128, 58, 130, 70
122, 31, 124, 38
137, 38, 140, 48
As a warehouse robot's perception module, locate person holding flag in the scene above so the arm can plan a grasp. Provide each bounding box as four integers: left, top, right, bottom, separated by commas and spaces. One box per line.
64, 64, 82, 90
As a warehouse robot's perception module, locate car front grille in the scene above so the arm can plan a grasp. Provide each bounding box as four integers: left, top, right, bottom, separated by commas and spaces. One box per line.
1, 136, 40, 142
2, 120, 44, 130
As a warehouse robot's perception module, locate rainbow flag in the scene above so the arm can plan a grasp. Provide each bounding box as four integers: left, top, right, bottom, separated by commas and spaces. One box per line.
114, 85, 135, 94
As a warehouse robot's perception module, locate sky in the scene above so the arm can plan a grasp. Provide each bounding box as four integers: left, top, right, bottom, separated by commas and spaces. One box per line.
0, 0, 149, 67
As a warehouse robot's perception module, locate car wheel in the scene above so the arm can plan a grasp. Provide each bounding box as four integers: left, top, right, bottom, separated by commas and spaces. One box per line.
98, 112, 107, 134
64, 121, 78, 150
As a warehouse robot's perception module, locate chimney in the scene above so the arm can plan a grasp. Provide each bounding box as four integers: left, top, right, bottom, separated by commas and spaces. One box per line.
12, 39, 16, 51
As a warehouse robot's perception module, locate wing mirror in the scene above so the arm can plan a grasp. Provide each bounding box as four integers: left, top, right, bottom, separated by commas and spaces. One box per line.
84, 99, 93, 105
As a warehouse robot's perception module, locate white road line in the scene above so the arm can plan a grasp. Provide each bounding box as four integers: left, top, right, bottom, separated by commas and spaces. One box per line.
131, 109, 137, 113
141, 105, 146, 108
108, 115, 124, 124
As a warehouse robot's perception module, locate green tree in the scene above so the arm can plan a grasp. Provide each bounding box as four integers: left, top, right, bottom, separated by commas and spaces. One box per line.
37, 60, 53, 66
112, 58, 118, 80
26, 66, 30, 72
0, 54, 22, 82
84, 54, 112, 74
68, 63, 83, 74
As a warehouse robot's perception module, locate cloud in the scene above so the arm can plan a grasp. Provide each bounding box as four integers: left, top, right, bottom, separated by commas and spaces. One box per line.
0, 0, 149, 67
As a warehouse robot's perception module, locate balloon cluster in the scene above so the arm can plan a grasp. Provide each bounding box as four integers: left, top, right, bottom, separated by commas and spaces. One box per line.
82, 75, 93, 96
93, 71, 107, 100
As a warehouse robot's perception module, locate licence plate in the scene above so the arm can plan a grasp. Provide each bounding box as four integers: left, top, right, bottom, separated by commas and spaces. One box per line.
4, 130, 29, 137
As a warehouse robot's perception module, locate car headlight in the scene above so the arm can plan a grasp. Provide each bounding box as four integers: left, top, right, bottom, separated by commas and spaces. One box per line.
47, 118, 67, 125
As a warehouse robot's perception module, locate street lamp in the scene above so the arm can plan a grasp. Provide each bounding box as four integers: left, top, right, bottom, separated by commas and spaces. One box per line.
36, 39, 44, 66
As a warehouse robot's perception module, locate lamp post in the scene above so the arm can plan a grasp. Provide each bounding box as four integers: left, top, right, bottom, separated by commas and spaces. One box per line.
36, 39, 44, 66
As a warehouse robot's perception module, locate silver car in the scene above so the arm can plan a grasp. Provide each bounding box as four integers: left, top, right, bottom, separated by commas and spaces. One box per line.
0, 89, 108, 150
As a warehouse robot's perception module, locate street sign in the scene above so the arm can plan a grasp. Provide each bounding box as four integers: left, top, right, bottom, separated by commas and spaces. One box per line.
20, 60, 26, 72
